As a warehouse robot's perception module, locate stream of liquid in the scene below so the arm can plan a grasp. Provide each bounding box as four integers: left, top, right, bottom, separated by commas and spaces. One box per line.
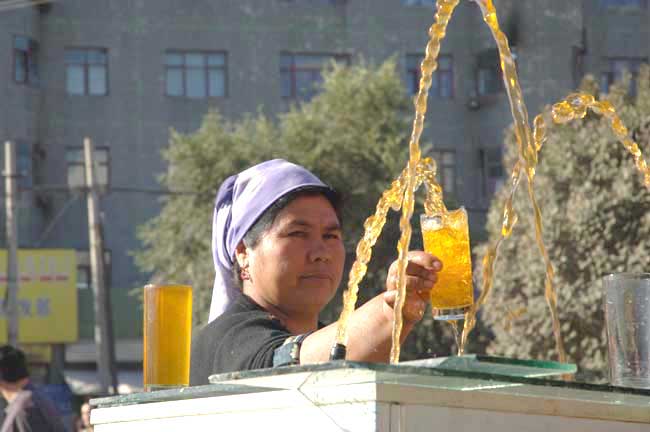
332, 0, 457, 363
332, 0, 650, 364
447, 320, 464, 356
460, 0, 566, 361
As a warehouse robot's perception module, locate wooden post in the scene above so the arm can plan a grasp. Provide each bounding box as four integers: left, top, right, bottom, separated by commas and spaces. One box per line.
4, 141, 19, 347
84, 137, 117, 394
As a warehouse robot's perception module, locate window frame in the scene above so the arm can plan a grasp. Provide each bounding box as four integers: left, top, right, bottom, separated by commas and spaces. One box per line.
280, 52, 350, 100
475, 48, 506, 97
406, 53, 454, 99
476, 65, 504, 97
479, 147, 505, 198
599, 0, 648, 9
65, 146, 111, 190
13, 35, 39, 87
76, 263, 92, 291
600, 56, 647, 95
16, 141, 33, 191
164, 50, 228, 99
572, 45, 586, 89
401, 0, 437, 6
75, 250, 112, 290
278, 0, 347, 5
64, 47, 109, 96
430, 149, 457, 196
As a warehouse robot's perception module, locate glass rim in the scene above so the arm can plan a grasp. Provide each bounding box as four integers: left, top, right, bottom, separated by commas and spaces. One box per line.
144, 283, 192, 290
602, 272, 650, 281
420, 206, 467, 219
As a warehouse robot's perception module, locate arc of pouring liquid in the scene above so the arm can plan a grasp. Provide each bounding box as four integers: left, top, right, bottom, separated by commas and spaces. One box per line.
460, 0, 567, 363
461, 0, 650, 362
331, 0, 458, 363
331, 0, 650, 364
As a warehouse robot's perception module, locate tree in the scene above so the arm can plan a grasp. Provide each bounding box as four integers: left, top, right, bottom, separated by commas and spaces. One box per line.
475, 67, 650, 377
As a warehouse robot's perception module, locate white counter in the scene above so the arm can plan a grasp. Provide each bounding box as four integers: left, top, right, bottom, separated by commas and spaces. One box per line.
90, 361, 650, 431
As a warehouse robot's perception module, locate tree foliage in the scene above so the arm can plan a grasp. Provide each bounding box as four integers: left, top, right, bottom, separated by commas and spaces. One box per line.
136, 61, 408, 318
475, 66, 650, 377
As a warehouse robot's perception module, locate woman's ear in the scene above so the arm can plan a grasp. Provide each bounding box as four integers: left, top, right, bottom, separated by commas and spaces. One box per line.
235, 242, 249, 269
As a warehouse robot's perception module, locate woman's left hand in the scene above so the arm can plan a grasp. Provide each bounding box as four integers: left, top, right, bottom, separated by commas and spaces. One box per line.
383, 251, 442, 323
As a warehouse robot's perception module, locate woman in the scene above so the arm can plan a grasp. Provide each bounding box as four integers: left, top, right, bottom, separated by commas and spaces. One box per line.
190, 159, 441, 384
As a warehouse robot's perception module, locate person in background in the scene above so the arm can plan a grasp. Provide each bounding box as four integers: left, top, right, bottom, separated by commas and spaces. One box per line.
0, 345, 66, 432
190, 159, 442, 383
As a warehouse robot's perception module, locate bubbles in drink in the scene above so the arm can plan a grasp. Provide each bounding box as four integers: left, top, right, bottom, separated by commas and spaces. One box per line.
421, 210, 473, 311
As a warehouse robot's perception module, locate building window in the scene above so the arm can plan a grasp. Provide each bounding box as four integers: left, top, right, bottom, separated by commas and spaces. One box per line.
476, 48, 504, 96
165, 51, 227, 98
16, 142, 33, 191
599, 0, 647, 8
279, 0, 347, 5
402, 0, 437, 6
572, 46, 585, 88
13, 36, 39, 86
66, 147, 110, 189
600, 57, 646, 95
431, 150, 456, 195
280, 53, 349, 100
406, 54, 453, 99
480, 147, 504, 197
65, 48, 108, 96
76, 264, 91, 291
478, 67, 503, 96
75, 250, 112, 290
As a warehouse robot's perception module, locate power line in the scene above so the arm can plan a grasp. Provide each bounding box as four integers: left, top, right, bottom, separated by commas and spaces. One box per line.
34, 193, 78, 247
110, 186, 213, 196
5, 171, 213, 196
18, 185, 212, 196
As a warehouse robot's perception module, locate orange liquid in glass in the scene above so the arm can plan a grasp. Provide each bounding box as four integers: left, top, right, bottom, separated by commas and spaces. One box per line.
143, 284, 192, 390
421, 209, 473, 310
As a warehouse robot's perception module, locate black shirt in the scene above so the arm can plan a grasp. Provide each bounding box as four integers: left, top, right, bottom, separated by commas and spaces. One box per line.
190, 293, 293, 385
1, 383, 66, 432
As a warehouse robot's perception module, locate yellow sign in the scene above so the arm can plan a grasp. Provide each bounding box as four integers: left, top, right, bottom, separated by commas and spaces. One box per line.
0, 249, 78, 343
21, 344, 53, 363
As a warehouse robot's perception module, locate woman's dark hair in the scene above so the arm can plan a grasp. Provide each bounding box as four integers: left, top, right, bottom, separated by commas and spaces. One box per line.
232, 186, 342, 287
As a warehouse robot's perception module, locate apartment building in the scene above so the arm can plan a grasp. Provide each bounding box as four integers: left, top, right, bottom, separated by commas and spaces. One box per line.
0, 0, 645, 387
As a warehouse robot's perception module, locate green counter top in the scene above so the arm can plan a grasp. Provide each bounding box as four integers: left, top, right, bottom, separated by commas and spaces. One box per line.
91, 357, 650, 410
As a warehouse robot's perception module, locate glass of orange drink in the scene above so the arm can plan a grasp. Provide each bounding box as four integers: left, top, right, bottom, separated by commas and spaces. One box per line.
420, 207, 474, 321
143, 284, 192, 391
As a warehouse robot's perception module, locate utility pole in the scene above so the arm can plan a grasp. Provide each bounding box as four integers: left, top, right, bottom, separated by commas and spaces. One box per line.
4, 141, 19, 347
84, 138, 117, 394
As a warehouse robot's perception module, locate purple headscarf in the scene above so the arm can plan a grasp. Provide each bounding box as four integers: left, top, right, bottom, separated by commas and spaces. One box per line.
208, 159, 332, 322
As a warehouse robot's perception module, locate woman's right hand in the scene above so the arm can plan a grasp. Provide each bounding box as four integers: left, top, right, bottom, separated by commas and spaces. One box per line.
383, 251, 442, 324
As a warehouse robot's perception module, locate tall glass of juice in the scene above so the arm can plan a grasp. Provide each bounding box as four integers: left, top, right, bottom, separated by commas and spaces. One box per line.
143, 284, 192, 391
420, 207, 473, 321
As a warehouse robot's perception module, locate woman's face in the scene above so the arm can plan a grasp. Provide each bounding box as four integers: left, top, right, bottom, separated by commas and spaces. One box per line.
240, 195, 345, 319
